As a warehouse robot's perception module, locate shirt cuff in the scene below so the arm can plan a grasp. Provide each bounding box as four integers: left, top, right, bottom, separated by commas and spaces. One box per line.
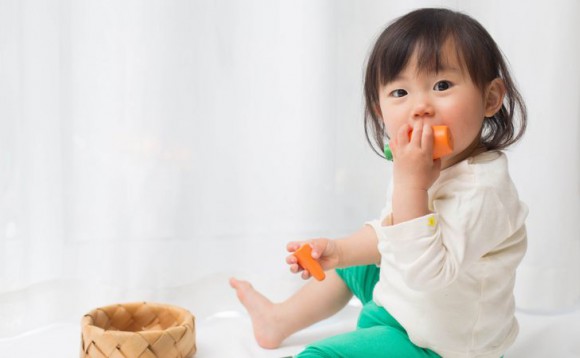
386, 214, 438, 240
367, 213, 438, 243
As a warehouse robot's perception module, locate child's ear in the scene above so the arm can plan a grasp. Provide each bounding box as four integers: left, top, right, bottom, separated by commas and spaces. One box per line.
484, 78, 506, 117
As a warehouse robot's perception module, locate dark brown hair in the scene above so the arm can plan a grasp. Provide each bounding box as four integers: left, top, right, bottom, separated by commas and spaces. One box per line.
364, 8, 527, 157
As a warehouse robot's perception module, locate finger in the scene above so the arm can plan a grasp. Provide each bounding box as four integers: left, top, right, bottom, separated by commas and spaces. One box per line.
289, 263, 302, 273
301, 270, 311, 280
309, 240, 323, 259
286, 241, 302, 253
286, 254, 298, 265
398, 124, 412, 145
411, 120, 423, 145
422, 123, 434, 152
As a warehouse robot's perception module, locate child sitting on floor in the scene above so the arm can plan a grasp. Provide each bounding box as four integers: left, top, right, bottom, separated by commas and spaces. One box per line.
231, 8, 528, 357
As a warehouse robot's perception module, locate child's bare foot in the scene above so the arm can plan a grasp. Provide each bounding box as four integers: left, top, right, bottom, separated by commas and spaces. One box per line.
229, 278, 288, 349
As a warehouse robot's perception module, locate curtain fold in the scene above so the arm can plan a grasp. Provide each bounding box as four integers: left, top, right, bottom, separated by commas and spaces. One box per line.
1, 0, 578, 338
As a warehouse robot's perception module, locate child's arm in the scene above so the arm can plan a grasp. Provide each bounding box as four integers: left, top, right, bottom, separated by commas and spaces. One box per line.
390, 122, 441, 225
335, 225, 381, 267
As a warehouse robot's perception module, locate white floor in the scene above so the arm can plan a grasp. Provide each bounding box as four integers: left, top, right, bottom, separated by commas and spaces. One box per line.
1, 274, 579, 357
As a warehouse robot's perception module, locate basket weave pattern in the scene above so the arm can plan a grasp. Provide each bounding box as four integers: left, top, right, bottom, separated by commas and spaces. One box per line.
81, 302, 196, 358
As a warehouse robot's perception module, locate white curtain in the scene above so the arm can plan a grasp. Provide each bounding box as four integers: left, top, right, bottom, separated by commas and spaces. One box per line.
1, 0, 578, 338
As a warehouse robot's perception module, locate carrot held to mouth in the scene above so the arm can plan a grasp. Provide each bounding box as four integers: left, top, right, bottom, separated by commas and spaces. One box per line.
384, 125, 454, 161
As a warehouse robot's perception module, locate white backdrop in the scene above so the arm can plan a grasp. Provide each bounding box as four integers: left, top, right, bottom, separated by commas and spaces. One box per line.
1, 0, 579, 338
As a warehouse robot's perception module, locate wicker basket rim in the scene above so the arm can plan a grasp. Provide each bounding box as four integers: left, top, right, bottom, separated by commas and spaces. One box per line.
82, 301, 195, 332
82, 320, 193, 334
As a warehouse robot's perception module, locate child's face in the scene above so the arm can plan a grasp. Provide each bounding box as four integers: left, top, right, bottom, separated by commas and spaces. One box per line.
377, 41, 503, 168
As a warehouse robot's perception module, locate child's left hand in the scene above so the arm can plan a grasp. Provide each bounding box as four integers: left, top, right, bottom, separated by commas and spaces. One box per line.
285, 239, 339, 280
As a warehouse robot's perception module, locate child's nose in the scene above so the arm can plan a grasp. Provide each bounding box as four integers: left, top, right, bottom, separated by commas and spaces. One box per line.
412, 97, 434, 119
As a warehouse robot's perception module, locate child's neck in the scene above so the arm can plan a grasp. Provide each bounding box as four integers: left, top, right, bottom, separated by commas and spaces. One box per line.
441, 140, 486, 170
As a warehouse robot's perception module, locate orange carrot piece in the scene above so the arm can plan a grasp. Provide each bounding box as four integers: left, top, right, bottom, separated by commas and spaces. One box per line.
293, 244, 326, 281
430, 125, 454, 159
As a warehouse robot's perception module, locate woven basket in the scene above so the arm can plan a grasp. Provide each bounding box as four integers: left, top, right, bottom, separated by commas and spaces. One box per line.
81, 302, 196, 358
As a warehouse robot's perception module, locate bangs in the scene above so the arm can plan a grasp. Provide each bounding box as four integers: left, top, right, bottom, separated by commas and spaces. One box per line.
370, 9, 496, 91
376, 19, 461, 86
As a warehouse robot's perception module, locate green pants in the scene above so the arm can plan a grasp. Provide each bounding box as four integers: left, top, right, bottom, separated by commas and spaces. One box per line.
296, 265, 440, 358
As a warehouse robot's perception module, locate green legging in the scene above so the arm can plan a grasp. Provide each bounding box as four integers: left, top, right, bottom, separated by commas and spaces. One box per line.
296, 265, 440, 358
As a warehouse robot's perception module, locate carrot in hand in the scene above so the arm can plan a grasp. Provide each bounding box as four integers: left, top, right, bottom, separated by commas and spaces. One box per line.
384, 125, 454, 161
430, 125, 454, 159
293, 244, 326, 281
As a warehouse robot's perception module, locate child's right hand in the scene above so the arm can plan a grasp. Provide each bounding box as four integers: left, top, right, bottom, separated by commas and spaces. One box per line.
391, 121, 442, 192
286, 239, 340, 280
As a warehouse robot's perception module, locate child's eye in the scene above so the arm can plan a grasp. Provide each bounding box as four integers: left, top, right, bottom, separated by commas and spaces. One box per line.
433, 80, 452, 91
390, 89, 408, 98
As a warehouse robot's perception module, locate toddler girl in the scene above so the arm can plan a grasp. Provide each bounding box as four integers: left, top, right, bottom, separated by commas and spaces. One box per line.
231, 8, 528, 357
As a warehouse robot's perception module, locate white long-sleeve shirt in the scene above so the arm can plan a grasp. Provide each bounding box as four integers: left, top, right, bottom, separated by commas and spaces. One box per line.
368, 151, 528, 358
